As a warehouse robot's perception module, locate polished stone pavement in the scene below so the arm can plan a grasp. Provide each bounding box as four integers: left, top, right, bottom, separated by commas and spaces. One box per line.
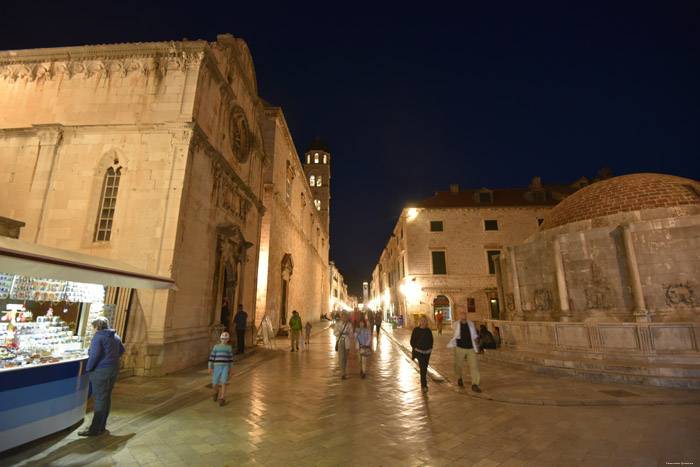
3, 325, 699, 466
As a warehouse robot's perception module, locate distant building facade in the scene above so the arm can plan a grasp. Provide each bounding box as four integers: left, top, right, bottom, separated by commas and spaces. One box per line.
255, 111, 330, 333
330, 260, 352, 312
370, 181, 576, 328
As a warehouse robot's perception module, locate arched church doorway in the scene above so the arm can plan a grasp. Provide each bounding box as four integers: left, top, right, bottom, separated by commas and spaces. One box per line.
433, 295, 451, 324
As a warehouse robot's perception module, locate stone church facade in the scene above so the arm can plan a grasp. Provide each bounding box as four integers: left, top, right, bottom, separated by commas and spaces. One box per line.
0, 34, 328, 375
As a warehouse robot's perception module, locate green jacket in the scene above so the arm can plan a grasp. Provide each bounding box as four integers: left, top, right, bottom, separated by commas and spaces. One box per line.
289, 315, 302, 330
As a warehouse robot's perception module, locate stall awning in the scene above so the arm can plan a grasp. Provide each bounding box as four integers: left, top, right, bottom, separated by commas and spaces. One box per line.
0, 237, 177, 291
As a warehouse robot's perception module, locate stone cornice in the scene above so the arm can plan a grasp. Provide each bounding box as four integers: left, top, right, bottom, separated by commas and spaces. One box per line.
0, 40, 207, 82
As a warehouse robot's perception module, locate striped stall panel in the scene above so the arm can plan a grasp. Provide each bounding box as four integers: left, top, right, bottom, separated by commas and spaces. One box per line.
0, 358, 89, 452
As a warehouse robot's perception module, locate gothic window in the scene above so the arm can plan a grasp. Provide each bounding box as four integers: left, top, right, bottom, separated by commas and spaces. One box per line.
314, 199, 321, 210
314, 153, 319, 163
317, 176, 322, 186
323, 154, 327, 164
309, 175, 315, 186
94, 167, 121, 242
306, 154, 310, 164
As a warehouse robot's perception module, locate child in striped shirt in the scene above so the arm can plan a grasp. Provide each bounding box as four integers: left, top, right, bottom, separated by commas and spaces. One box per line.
208, 332, 234, 406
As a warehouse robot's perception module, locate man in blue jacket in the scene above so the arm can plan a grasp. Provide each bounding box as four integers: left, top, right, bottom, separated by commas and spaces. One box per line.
79, 316, 125, 436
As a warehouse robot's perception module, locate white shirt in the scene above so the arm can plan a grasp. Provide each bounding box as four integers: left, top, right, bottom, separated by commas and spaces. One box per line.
334, 321, 353, 349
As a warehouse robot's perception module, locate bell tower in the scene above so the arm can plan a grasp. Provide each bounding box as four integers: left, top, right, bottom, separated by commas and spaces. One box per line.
303, 137, 331, 234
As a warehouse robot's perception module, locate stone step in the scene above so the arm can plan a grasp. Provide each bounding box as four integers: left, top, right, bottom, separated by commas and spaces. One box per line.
480, 349, 700, 389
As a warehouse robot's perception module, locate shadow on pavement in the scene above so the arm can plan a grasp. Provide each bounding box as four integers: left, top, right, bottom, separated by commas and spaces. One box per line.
21, 433, 135, 467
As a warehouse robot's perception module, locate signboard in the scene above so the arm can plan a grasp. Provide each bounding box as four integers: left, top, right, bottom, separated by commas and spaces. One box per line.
467, 298, 476, 313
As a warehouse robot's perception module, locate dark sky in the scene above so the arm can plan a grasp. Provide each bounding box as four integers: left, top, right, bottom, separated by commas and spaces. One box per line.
3, 1, 699, 296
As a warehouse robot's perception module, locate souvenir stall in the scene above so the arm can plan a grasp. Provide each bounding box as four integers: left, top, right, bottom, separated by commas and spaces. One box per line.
0, 237, 176, 452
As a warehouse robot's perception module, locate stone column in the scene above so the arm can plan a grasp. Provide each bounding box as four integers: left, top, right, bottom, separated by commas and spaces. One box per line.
621, 223, 650, 322
553, 236, 572, 321
32, 124, 64, 243
508, 247, 523, 319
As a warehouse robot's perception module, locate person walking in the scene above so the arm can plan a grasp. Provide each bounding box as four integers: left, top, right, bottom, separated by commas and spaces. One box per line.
436, 310, 444, 335
233, 304, 248, 354
78, 317, 125, 436
305, 320, 312, 345
334, 312, 353, 379
374, 312, 382, 334
289, 310, 302, 352
446, 311, 482, 393
411, 316, 434, 392
208, 331, 234, 407
355, 319, 372, 379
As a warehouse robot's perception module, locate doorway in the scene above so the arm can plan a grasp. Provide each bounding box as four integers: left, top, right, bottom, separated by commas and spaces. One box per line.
433, 295, 451, 323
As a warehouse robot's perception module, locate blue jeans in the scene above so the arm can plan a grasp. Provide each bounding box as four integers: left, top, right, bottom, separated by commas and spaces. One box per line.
89, 364, 120, 433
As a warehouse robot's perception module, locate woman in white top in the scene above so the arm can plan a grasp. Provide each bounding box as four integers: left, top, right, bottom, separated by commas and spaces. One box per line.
334, 312, 353, 379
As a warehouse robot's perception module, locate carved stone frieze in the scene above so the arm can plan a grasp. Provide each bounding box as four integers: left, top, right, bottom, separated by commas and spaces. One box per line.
0, 52, 204, 82
665, 282, 697, 307
584, 262, 615, 310
534, 289, 552, 311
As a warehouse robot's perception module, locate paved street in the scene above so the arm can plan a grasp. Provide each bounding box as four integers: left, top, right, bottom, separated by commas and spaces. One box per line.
3, 325, 700, 467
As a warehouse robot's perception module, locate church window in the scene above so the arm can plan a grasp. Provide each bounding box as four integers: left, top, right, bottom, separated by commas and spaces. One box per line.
309, 175, 315, 186
314, 153, 319, 163
323, 154, 327, 164
306, 154, 310, 164
317, 176, 322, 186
314, 199, 321, 210
94, 167, 121, 242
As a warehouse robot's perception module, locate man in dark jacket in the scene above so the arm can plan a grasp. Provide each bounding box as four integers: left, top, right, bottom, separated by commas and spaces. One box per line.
233, 304, 248, 354
79, 316, 125, 436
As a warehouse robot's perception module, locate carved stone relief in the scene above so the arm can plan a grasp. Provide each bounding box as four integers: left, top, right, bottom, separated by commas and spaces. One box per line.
665, 282, 697, 307
534, 289, 552, 310
506, 293, 515, 311
584, 262, 615, 310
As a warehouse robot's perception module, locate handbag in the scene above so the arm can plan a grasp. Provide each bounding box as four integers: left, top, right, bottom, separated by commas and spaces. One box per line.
360, 346, 372, 356
335, 323, 347, 351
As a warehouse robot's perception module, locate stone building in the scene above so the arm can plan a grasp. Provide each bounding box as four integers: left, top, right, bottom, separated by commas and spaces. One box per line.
490, 173, 700, 386
370, 182, 569, 328
255, 108, 330, 333
329, 260, 352, 312
0, 35, 270, 376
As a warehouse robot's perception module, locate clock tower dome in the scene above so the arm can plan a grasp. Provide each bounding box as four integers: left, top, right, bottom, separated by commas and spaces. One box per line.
303, 137, 331, 234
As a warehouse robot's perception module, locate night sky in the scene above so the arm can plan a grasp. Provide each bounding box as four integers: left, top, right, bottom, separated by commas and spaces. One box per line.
3, 1, 699, 297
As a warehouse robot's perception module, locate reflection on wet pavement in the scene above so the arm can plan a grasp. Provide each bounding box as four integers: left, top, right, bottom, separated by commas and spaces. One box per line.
5, 326, 700, 466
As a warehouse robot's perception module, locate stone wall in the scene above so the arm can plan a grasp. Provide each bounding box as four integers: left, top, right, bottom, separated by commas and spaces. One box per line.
487, 319, 700, 364
498, 213, 700, 324
255, 106, 329, 335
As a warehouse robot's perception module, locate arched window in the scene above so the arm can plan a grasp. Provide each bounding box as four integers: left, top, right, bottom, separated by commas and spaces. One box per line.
306, 154, 310, 164
309, 175, 315, 186
317, 176, 322, 186
94, 166, 121, 242
314, 199, 321, 210
323, 154, 327, 164
314, 153, 319, 163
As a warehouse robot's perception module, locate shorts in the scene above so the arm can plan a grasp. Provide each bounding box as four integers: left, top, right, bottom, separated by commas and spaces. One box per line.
212, 365, 230, 385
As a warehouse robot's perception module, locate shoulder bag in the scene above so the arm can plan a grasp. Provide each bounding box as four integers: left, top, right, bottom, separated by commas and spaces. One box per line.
335, 323, 347, 351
